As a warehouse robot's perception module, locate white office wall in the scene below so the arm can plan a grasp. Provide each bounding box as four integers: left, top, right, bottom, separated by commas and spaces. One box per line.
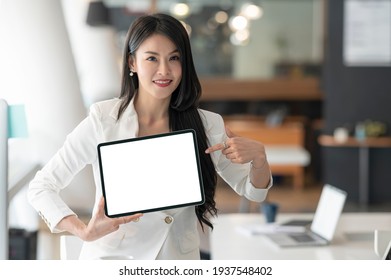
0, 0, 95, 219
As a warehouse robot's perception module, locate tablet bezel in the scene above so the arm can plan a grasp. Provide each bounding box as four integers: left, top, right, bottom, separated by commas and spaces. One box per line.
97, 129, 205, 218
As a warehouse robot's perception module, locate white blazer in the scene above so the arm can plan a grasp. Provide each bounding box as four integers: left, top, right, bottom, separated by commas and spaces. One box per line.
28, 98, 272, 260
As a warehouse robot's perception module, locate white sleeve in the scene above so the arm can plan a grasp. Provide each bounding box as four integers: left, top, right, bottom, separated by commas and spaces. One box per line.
200, 110, 273, 203
28, 105, 101, 232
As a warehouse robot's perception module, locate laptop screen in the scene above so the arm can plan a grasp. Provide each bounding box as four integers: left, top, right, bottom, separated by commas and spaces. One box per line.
311, 184, 347, 241
97, 129, 205, 218
383, 241, 391, 260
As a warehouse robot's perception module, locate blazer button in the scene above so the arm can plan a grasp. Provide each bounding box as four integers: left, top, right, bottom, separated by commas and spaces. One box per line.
164, 216, 173, 224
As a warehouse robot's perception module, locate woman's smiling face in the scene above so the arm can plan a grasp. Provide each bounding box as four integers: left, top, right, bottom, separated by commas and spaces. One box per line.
130, 34, 182, 102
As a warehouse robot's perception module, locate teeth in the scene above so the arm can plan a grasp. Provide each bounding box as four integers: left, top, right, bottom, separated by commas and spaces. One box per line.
154, 80, 170, 84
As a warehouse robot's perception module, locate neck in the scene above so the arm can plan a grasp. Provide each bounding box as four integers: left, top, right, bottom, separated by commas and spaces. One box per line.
134, 93, 170, 136
134, 93, 170, 125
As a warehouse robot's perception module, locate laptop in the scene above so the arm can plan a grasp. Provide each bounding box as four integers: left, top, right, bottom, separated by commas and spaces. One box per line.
265, 184, 347, 247
382, 240, 391, 260
97, 129, 205, 218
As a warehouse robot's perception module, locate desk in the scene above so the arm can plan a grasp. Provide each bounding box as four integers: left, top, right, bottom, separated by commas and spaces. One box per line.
210, 213, 391, 260
318, 135, 391, 205
3, 160, 41, 259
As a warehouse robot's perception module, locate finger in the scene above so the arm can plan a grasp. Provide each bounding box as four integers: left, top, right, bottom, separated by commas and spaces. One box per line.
225, 125, 237, 138
205, 142, 226, 154
96, 196, 106, 216
121, 213, 143, 224
99, 196, 105, 207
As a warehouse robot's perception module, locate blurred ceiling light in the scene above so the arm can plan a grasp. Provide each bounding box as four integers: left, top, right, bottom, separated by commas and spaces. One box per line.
170, 3, 190, 18
215, 11, 228, 24
235, 29, 250, 41
241, 3, 263, 20
228, 15, 249, 31
230, 29, 250, 46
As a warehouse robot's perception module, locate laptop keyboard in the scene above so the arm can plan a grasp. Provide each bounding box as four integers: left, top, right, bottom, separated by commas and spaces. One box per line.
289, 234, 316, 243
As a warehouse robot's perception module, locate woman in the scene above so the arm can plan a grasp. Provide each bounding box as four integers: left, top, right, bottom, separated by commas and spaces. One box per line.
28, 13, 272, 260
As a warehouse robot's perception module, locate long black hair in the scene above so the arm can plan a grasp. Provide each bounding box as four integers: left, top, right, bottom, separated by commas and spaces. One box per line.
117, 13, 217, 230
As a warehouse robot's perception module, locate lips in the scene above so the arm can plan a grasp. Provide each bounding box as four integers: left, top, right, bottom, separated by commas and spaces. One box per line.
153, 79, 172, 87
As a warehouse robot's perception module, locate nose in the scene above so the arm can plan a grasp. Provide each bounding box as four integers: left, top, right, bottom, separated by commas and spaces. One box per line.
158, 61, 170, 76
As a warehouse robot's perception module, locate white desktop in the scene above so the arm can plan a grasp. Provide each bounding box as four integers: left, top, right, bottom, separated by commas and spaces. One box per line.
210, 212, 391, 260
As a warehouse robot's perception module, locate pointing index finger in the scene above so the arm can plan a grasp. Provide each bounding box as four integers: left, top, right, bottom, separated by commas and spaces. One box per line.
205, 142, 226, 154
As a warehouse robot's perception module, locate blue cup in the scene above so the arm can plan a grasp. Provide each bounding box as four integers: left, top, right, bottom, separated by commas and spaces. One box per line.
261, 202, 279, 223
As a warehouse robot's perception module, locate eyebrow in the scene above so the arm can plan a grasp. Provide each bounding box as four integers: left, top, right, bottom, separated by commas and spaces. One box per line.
143, 49, 179, 55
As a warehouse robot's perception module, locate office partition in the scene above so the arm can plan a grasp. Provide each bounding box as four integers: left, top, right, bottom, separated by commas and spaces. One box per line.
0, 99, 9, 259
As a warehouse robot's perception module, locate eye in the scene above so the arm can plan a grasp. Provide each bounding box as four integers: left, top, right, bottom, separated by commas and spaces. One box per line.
170, 55, 180, 61
146, 56, 157, 61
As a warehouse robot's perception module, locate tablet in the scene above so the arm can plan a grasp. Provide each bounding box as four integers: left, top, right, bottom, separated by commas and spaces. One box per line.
97, 129, 205, 218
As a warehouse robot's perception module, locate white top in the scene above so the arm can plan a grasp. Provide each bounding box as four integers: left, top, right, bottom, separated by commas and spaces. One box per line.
28, 98, 272, 260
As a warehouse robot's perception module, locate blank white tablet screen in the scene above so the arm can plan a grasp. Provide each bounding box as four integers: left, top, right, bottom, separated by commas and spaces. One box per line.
98, 130, 204, 217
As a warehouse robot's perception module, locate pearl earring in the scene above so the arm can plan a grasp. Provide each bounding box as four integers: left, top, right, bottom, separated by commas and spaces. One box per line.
129, 71, 134, 77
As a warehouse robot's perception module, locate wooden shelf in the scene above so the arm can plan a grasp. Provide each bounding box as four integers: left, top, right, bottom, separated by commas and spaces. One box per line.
199, 77, 323, 101
318, 135, 391, 148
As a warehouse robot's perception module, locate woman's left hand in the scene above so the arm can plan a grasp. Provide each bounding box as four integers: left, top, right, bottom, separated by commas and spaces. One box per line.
205, 126, 267, 167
